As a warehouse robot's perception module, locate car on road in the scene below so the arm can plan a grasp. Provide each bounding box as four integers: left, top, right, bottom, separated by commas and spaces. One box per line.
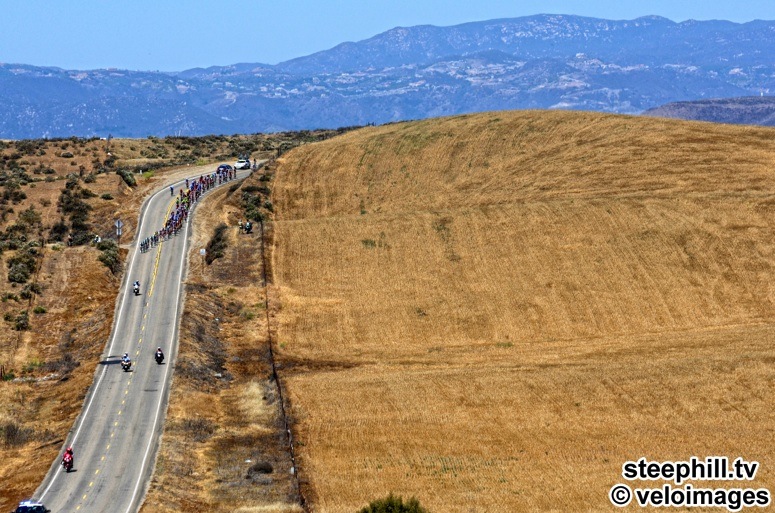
217, 164, 233, 173
12, 500, 50, 513
234, 159, 251, 170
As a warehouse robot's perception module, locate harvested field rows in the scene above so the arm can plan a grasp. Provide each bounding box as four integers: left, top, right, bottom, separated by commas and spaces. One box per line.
271, 110, 775, 512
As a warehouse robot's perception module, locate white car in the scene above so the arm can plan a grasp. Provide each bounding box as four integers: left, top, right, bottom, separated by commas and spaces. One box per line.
13, 500, 50, 513
234, 159, 251, 170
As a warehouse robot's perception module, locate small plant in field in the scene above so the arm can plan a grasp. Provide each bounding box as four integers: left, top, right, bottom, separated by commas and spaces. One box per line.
100, 193, 113, 200
358, 494, 429, 513
239, 308, 256, 321
33, 305, 47, 314
23, 358, 43, 373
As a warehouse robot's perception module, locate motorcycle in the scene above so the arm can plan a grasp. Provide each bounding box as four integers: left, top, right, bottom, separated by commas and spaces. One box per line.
121, 359, 132, 372
154, 350, 164, 365
62, 453, 73, 473
133, 282, 140, 296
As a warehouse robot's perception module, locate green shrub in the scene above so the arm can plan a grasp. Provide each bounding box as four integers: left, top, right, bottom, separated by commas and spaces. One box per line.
20, 282, 42, 299
14, 310, 29, 331
8, 261, 32, 283
116, 168, 137, 187
48, 218, 69, 242
100, 193, 113, 200
33, 305, 46, 314
358, 494, 429, 513
97, 238, 121, 274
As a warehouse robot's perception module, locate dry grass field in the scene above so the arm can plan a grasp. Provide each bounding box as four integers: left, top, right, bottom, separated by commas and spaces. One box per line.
271, 110, 775, 511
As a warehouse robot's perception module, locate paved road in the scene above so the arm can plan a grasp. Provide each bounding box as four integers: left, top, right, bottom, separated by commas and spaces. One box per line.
34, 166, 248, 513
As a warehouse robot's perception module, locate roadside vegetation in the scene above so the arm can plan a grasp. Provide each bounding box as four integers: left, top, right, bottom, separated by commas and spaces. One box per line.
0, 129, 348, 511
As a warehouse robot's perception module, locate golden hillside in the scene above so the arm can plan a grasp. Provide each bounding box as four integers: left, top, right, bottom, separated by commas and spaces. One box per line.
271, 110, 775, 511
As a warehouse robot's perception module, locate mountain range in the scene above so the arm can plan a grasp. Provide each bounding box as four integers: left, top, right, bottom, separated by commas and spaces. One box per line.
643, 96, 775, 125
2, 14, 775, 138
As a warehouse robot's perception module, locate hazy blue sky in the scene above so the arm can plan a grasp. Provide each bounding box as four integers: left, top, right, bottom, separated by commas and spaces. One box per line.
4, 0, 775, 71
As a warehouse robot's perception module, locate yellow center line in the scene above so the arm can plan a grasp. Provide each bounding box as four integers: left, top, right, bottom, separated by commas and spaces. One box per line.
147, 197, 176, 299
70, 192, 183, 513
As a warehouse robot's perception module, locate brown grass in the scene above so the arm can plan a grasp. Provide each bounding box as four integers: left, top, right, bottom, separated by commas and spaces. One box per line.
0, 137, 288, 511
271, 110, 775, 511
141, 172, 298, 513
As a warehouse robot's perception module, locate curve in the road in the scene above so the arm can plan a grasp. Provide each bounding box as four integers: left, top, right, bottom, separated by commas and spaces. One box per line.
34, 168, 245, 512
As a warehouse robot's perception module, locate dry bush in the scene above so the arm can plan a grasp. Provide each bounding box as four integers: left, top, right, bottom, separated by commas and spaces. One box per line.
180, 417, 217, 443
1, 421, 34, 447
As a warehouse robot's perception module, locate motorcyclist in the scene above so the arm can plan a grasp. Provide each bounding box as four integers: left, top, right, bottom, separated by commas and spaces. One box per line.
122, 352, 131, 364
155, 347, 164, 363
133, 281, 140, 294
62, 446, 74, 469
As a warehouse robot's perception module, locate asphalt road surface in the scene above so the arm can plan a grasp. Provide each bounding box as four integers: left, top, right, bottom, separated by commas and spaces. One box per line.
34, 165, 248, 513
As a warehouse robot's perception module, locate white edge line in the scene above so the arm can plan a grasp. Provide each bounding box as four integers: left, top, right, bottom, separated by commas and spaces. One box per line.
38, 177, 190, 502
124, 169, 244, 513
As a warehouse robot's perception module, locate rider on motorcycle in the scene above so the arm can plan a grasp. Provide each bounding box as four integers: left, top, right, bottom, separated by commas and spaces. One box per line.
133, 280, 140, 292
62, 446, 74, 469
